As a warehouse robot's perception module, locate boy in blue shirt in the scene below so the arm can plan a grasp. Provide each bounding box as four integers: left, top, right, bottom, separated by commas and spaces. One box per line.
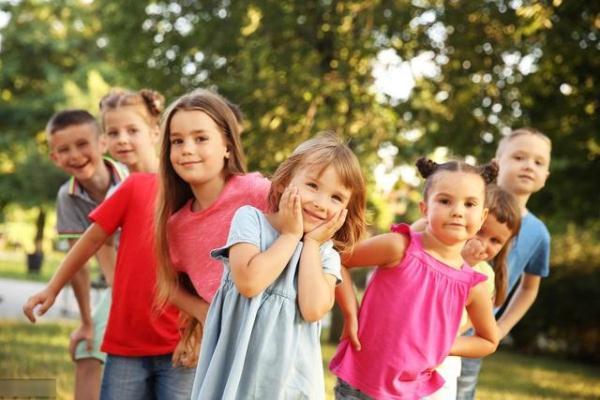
457, 128, 551, 399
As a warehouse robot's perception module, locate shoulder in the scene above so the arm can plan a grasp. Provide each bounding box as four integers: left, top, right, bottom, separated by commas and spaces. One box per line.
124, 172, 157, 188
523, 212, 551, 244
56, 180, 72, 199
390, 223, 412, 247
233, 205, 263, 221
232, 172, 271, 191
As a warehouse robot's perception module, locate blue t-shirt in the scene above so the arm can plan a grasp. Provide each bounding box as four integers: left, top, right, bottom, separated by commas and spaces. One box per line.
505, 211, 551, 295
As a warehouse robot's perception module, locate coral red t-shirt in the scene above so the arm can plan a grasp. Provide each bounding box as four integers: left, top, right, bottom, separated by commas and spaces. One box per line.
167, 172, 270, 302
90, 173, 180, 356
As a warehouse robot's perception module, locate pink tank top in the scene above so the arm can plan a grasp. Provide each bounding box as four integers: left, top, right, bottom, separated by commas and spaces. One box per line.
329, 224, 487, 399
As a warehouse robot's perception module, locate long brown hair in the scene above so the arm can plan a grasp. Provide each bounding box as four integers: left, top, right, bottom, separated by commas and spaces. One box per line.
155, 89, 247, 311
485, 185, 521, 306
267, 131, 367, 255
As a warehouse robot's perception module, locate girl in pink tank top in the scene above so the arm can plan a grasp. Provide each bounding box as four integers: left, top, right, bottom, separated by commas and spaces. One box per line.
329, 158, 501, 400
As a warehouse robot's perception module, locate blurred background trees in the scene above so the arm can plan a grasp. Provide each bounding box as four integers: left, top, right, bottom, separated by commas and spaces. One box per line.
1, 0, 598, 359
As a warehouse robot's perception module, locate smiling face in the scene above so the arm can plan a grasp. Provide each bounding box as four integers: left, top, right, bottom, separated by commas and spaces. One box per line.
497, 134, 550, 197
168, 110, 230, 188
104, 106, 158, 171
287, 164, 352, 233
49, 123, 106, 181
421, 171, 488, 245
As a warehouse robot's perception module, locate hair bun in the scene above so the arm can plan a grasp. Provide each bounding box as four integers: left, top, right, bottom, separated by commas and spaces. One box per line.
140, 89, 165, 116
415, 157, 439, 178
479, 160, 499, 184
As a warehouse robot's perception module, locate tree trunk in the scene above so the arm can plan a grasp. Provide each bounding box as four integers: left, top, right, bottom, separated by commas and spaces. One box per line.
35, 207, 46, 242
27, 206, 45, 274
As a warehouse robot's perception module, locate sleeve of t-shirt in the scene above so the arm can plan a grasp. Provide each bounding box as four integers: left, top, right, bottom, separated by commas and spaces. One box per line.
211, 205, 261, 260
56, 185, 87, 240
320, 241, 342, 284
89, 176, 134, 236
524, 228, 551, 278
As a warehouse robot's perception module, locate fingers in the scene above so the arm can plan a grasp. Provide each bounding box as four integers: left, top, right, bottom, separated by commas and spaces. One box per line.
349, 329, 362, 351
22, 295, 48, 323
86, 336, 94, 352
22, 299, 38, 323
68, 337, 78, 361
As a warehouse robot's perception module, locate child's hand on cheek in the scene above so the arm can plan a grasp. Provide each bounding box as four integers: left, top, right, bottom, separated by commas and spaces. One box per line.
279, 185, 303, 239
305, 209, 347, 245
462, 238, 486, 266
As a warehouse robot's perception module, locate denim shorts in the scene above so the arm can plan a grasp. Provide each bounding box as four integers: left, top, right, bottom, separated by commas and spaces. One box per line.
100, 354, 195, 400
334, 379, 374, 400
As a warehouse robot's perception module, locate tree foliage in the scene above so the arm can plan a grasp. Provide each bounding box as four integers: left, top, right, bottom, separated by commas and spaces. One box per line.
0, 0, 597, 229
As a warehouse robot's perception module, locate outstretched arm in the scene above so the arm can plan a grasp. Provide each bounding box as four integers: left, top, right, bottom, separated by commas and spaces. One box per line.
23, 223, 109, 322
343, 233, 408, 269
496, 273, 540, 338
449, 282, 499, 358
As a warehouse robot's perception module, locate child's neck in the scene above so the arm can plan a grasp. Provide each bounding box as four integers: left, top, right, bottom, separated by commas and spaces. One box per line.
78, 163, 112, 203
512, 192, 532, 214
129, 156, 159, 174
421, 230, 465, 269
190, 174, 227, 212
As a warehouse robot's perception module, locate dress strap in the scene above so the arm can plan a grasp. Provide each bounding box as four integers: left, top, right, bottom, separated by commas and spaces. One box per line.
390, 223, 421, 255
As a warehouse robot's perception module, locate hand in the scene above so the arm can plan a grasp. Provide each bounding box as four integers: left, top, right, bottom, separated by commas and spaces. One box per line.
340, 311, 361, 351
69, 322, 94, 361
305, 209, 348, 245
462, 238, 487, 266
278, 185, 303, 238
22, 288, 57, 323
172, 321, 203, 368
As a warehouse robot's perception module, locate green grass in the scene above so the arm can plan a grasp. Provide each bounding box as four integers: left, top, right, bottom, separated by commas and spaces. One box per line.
322, 342, 600, 400
2, 321, 598, 400
0, 250, 104, 283
0, 250, 63, 282
0, 321, 76, 400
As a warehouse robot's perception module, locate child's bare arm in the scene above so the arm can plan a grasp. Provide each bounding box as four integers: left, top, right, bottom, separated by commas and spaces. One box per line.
170, 286, 210, 324
23, 224, 109, 322
297, 239, 337, 322
449, 282, 499, 358
496, 273, 540, 338
229, 186, 303, 298
297, 209, 347, 322
336, 267, 361, 350
343, 233, 407, 269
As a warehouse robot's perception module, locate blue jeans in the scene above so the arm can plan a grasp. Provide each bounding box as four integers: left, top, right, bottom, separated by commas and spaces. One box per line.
100, 354, 195, 400
334, 379, 374, 400
456, 357, 483, 400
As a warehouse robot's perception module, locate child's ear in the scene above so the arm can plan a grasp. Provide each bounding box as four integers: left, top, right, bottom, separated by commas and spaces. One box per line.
151, 126, 161, 144
480, 207, 489, 225
98, 134, 108, 154
49, 150, 59, 166
419, 200, 428, 217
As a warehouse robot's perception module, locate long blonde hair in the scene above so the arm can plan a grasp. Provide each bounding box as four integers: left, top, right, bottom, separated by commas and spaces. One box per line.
268, 131, 367, 255
155, 89, 247, 311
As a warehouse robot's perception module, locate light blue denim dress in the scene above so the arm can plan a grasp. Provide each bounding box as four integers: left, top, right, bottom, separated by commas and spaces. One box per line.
191, 205, 342, 400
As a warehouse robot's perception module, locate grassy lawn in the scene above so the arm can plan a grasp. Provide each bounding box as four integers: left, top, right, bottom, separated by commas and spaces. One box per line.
1, 321, 599, 400
0, 250, 63, 283
0, 250, 104, 283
